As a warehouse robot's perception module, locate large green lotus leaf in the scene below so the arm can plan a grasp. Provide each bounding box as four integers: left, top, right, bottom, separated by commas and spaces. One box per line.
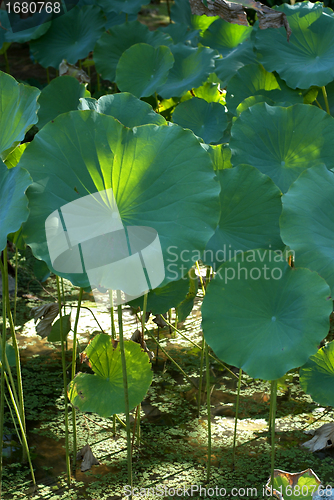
30, 6, 106, 69
254, 6, 334, 89
102, 0, 144, 14
158, 44, 218, 99
128, 275, 190, 315
230, 103, 334, 193
201, 18, 252, 54
214, 39, 257, 88
236, 95, 275, 115
300, 341, 334, 407
280, 165, 334, 295
202, 250, 332, 380
0, 160, 31, 252
115, 44, 174, 98
205, 144, 232, 170
78, 93, 165, 127
172, 97, 228, 144
193, 82, 225, 104
0, 342, 16, 367
37, 76, 89, 130
5, 17, 51, 43
19, 111, 219, 288
68, 335, 152, 417
0, 72, 40, 156
159, 23, 200, 46
94, 21, 172, 83
203, 165, 283, 270
226, 64, 303, 115
267, 469, 321, 500
4, 144, 28, 169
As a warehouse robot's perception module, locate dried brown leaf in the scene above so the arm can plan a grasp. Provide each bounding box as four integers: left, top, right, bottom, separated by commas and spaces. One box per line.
76, 444, 99, 472
31, 303, 59, 339
189, 0, 291, 39
59, 59, 90, 84
302, 423, 334, 452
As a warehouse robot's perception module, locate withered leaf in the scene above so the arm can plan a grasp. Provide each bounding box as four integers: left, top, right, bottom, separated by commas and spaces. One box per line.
76, 444, 99, 472
59, 59, 90, 84
30, 303, 59, 338
189, 0, 291, 40
130, 329, 154, 361
302, 423, 334, 452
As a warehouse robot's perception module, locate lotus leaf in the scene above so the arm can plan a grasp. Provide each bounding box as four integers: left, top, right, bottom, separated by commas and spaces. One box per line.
202, 250, 331, 380
115, 44, 174, 98
68, 335, 153, 417
230, 103, 334, 192
280, 165, 334, 295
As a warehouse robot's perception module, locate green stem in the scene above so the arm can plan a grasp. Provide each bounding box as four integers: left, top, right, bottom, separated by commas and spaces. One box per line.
14, 247, 18, 325
232, 368, 242, 469
205, 341, 211, 482
197, 335, 205, 416
71, 287, 83, 470
315, 99, 323, 110
322, 86, 330, 114
4, 372, 36, 488
270, 380, 277, 490
117, 295, 132, 495
109, 291, 116, 339
56, 276, 71, 484
0, 258, 7, 497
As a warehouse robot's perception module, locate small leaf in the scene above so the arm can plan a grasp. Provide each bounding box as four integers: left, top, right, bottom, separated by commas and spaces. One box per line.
31, 303, 59, 339
302, 423, 334, 452
266, 468, 321, 500
76, 444, 99, 472
48, 315, 71, 343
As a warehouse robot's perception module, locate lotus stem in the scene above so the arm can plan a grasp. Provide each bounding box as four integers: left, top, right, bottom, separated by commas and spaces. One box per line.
0, 257, 7, 497
56, 276, 71, 484
71, 287, 83, 470
232, 368, 242, 469
109, 291, 116, 339
117, 294, 132, 496
198, 335, 205, 416
205, 341, 212, 481
270, 379, 278, 489
322, 86, 330, 115
14, 247, 18, 325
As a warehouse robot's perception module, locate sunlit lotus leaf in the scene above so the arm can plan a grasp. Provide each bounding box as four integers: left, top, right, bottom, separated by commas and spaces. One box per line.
94, 21, 172, 82
0, 71, 40, 156
0, 160, 31, 252
214, 40, 257, 88
37, 76, 89, 129
300, 342, 334, 407
30, 6, 106, 68
193, 82, 225, 104
202, 17, 252, 53
230, 103, 334, 192
226, 63, 303, 115
171, 0, 218, 32
204, 144, 232, 170
78, 93, 165, 127
202, 165, 283, 269
116, 44, 174, 98
19, 111, 219, 288
236, 95, 275, 115
266, 468, 321, 500
280, 165, 334, 295
202, 250, 331, 380
68, 335, 153, 417
159, 22, 200, 46
4, 144, 28, 169
159, 43, 218, 99
128, 275, 190, 315
254, 4, 334, 89
172, 97, 228, 144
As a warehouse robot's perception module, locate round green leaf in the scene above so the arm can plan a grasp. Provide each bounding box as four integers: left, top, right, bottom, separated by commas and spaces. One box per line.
94, 21, 172, 83
116, 44, 174, 98
30, 6, 106, 68
202, 250, 332, 380
226, 63, 303, 115
0, 71, 40, 156
193, 82, 225, 104
79, 93, 165, 127
203, 165, 284, 270
37, 76, 89, 129
254, 5, 334, 89
19, 111, 219, 288
171, 0, 218, 32
300, 341, 334, 407
5, 17, 51, 43
158, 44, 218, 99
172, 97, 228, 144
202, 18, 252, 54
47, 315, 71, 342
128, 275, 190, 315
280, 165, 334, 295
214, 40, 257, 88
160, 22, 199, 46
230, 103, 334, 192
104, 0, 143, 14
68, 335, 153, 417
0, 160, 31, 252
236, 95, 275, 116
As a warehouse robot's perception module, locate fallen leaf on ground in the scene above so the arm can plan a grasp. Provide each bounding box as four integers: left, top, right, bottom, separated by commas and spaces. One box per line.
302, 423, 334, 452
76, 444, 99, 472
